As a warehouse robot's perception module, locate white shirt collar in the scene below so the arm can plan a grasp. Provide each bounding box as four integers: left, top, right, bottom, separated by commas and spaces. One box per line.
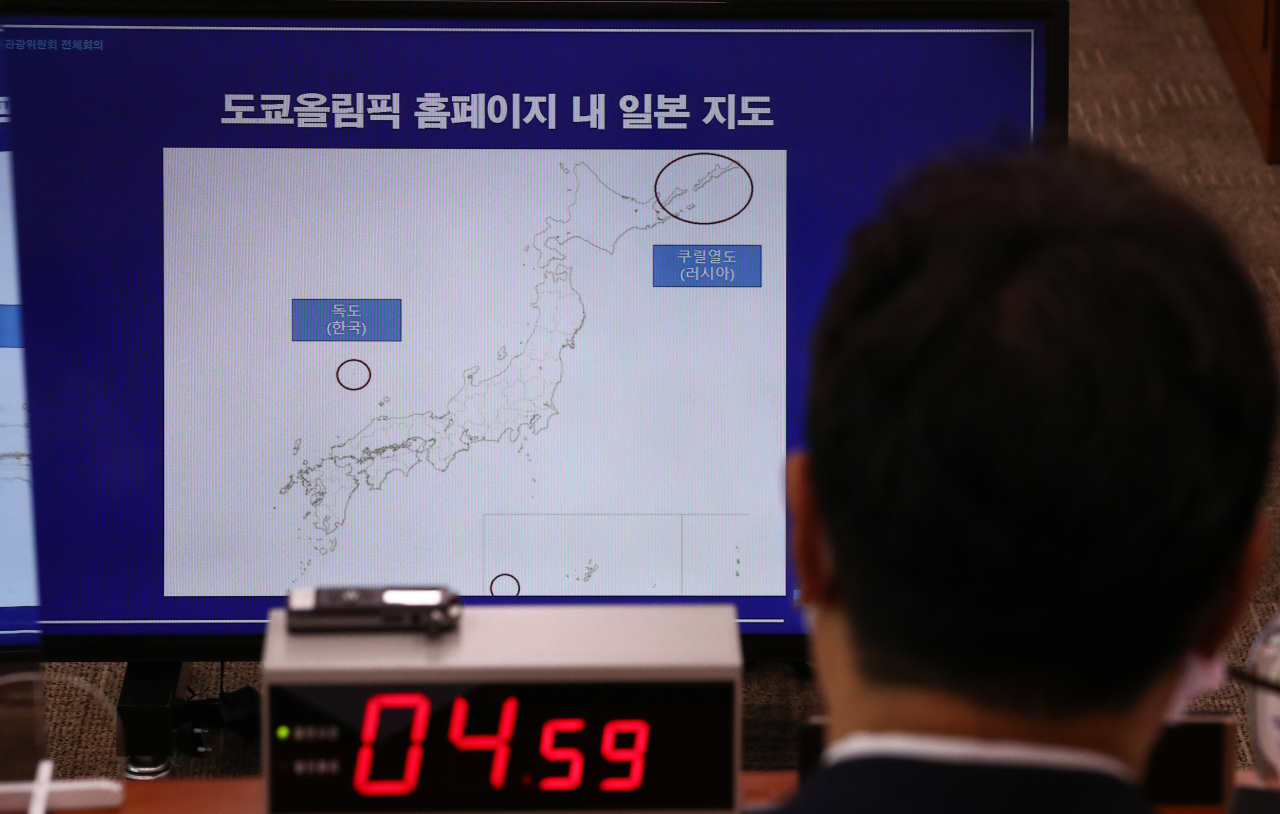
822, 730, 1135, 783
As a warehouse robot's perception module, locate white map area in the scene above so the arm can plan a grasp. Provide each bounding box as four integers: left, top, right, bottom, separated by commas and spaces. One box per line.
163, 149, 786, 597
0, 152, 39, 612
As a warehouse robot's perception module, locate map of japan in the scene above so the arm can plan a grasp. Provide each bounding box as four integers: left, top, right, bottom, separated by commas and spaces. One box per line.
163, 149, 787, 598
281, 159, 740, 535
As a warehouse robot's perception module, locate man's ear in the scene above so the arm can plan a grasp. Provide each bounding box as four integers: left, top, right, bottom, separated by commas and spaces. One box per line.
787, 451, 840, 606
1192, 510, 1271, 656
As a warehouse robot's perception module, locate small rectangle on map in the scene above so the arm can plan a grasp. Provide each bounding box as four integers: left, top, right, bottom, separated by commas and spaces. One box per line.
652, 245, 761, 288
291, 298, 401, 341
483, 514, 682, 596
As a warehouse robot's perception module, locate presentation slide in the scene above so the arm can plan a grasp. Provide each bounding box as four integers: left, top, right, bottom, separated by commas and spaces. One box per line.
163, 148, 785, 596
2, 16, 1047, 636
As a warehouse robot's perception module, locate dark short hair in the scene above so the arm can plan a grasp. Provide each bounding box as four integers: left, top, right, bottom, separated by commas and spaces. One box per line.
807, 146, 1277, 714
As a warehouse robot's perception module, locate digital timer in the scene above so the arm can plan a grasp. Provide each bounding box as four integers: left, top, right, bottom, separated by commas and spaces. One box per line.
262, 605, 741, 814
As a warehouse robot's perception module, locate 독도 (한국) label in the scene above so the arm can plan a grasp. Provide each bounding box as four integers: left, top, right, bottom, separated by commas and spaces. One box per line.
291, 299, 402, 341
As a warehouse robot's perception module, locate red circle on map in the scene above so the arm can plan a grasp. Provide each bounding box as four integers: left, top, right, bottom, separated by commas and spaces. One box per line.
653, 152, 754, 225
489, 574, 521, 597
336, 359, 372, 391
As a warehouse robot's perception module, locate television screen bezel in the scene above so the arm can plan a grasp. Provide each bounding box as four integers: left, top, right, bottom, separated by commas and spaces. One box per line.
2, 0, 1068, 664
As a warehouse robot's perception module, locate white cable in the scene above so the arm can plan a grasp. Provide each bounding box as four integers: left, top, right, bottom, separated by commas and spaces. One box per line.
24, 761, 51, 814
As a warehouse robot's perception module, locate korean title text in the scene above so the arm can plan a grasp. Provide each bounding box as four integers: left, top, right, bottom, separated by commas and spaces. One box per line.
221, 93, 773, 130
4, 38, 104, 51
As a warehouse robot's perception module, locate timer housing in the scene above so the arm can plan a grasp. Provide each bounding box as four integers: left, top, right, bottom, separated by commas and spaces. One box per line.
261, 605, 741, 813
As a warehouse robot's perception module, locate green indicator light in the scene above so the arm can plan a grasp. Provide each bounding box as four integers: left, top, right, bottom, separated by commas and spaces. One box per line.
276, 725, 290, 741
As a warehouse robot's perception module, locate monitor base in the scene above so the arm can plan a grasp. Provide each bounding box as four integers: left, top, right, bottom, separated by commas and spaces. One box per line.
121, 757, 170, 781
116, 661, 185, 779
115, 661, 260, 779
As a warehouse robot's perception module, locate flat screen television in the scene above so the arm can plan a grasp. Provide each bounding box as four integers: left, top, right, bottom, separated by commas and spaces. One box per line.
3, 0, 1067, 661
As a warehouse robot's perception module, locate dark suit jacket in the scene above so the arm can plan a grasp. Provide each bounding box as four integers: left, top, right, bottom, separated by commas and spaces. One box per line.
776, 758, 1153, 814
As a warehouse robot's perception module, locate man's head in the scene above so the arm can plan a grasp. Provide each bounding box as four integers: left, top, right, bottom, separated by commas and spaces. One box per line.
791, 146, 1276, 719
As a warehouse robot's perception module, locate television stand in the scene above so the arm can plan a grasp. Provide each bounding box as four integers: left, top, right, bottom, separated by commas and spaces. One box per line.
116, 661, 186, 779
116, 662, 261, 779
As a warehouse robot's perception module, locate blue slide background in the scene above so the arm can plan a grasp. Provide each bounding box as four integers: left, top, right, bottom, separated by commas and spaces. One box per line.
3, 16, 1047, 638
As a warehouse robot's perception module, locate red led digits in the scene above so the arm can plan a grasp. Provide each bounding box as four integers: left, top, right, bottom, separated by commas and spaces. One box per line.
348, 695, 651, 797
537, 718, 586, 791
352, 693, 430, 797
599, 719, 650, 791
448, 696, 519, 788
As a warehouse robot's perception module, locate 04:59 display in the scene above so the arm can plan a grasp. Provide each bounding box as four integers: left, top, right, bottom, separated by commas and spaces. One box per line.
354, 693, 650, 797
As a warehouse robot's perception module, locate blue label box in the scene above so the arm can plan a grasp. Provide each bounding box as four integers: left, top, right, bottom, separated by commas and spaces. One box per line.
292, 299, 401, 342
653, 245, 762, 288
0, 305, 21, 348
